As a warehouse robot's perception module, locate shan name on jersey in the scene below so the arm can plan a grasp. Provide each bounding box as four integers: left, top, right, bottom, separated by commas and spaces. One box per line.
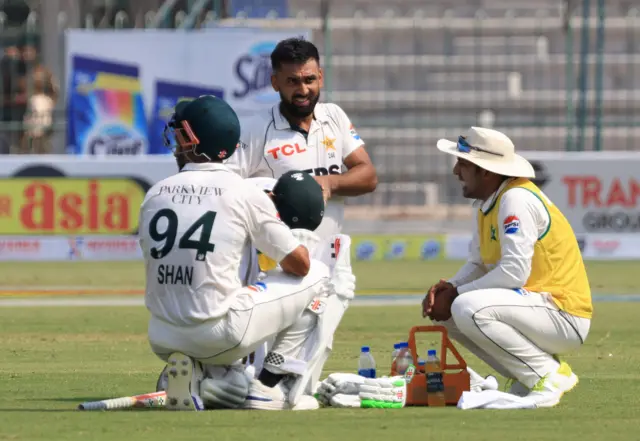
157, 264, 194, 285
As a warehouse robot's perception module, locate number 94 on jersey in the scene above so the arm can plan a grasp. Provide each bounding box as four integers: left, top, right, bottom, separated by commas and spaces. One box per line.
148, 208, 218, 286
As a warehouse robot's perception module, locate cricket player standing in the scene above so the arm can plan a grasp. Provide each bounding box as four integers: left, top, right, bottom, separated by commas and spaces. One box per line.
422, 127, 592, 408
139, 95, 354, 411
225, 37, 378, 241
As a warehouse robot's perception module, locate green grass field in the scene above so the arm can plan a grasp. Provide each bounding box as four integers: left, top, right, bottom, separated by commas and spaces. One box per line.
0, 260, 637, 295
0, 260, 638, 440
1, 304, 638, 441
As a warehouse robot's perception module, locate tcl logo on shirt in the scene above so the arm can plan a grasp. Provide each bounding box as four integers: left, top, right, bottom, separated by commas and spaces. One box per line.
267, 143, 307, 159
264, 140, 342, 177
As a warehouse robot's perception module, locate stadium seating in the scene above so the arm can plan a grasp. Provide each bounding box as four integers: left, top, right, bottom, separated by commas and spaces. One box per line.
214, 0, 640, 206
9, 0, 639, 209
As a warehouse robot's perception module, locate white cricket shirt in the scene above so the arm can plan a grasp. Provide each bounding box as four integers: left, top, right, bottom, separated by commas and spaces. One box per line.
448, 179, 552, 294
224, 102, 365, 240
139, 163, 300, 326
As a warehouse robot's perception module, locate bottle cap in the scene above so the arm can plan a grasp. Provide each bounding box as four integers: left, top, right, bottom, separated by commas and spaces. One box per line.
399, 342, 408, 348
361, 346, 370, 352
393, 343, 402, 349
428, 349, 436, 356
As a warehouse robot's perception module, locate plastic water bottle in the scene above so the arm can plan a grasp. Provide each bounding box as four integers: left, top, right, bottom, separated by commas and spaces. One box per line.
395, 342, 413, 375
391, 342, 407, 370
358, 346, 376, 378
425, 349, 446, 406
391, 342, 403, 364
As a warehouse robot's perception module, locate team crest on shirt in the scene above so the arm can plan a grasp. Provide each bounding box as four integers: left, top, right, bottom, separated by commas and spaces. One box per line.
321, 137, 336, 151
490, 225, 497, 241
503, 215, 520, 235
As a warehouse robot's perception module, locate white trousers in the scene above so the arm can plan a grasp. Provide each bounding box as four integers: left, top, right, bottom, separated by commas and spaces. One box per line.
148, 261, 331, 367
435, 288, 590, 388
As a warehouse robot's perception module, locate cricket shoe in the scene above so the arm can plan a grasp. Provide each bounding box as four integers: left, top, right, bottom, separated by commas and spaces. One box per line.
244, 378, 319, 411
165, 352, 205, 411
526, 361, 579, 408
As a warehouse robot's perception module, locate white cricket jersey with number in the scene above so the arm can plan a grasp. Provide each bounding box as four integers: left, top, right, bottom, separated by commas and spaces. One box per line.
224, 102, 365, 240
139, 162, 300, 326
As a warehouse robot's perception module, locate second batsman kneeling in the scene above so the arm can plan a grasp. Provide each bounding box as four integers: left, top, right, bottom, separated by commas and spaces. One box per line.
142, 95, 353, 411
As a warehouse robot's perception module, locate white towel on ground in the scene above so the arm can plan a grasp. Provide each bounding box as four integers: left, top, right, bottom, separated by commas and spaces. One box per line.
457, 390, 537, 410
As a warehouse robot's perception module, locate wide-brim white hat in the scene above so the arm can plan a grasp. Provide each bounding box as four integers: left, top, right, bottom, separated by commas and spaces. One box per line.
436, 126, 535, 178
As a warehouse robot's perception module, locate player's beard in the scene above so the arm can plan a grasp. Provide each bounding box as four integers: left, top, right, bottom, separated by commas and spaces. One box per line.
280, 90, 320, 119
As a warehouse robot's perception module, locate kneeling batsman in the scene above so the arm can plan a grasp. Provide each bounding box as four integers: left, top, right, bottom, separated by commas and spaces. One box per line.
156, 171, 356, 411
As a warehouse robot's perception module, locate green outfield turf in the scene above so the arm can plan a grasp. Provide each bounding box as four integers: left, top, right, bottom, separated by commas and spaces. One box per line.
0, 260, 637, 295
0, 303, 637, 441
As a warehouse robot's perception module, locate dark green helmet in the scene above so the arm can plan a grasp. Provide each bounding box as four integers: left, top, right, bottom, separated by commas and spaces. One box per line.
272, 171, 325, 231
163, 95, 240, 161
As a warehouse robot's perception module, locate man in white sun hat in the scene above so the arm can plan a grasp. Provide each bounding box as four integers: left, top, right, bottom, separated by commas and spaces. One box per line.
421, 126, 593, 408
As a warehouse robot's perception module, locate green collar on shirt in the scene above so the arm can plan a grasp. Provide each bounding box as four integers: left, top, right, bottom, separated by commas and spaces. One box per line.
478, 178, 515, 216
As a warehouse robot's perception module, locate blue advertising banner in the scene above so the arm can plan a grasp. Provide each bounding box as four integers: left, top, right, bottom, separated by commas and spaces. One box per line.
65, 28, 311, 155
67, 56, 149, 155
